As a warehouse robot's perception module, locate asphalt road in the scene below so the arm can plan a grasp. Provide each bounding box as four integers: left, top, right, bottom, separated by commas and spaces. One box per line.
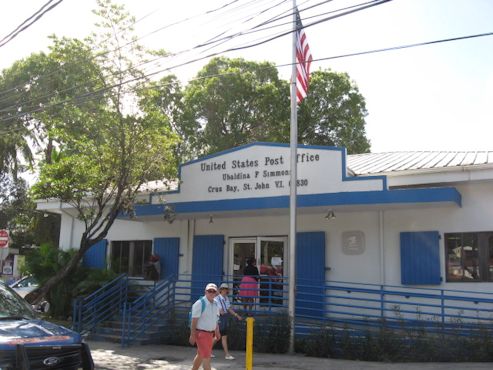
87, 340, 493, 370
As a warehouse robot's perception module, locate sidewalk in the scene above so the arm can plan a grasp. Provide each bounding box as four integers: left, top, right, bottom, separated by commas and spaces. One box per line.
87, 340, 493, 370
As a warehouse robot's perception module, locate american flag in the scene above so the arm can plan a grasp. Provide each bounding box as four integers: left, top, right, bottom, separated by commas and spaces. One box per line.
295, 7, 313, 104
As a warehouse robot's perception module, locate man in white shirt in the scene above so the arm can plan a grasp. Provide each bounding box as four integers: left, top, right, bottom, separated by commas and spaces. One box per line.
189, 283, 221, 370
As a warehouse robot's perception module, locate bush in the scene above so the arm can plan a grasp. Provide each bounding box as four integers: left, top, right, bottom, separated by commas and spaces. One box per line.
22, 243, 117, 318
297, 320, 493, 362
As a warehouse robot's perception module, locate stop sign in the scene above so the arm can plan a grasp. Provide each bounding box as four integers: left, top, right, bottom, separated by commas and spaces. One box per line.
0, 229, 9, 249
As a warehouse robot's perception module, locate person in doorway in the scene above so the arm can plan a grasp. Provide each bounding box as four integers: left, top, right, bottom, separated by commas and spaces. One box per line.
144, 254, 161, 282
239, 257, 259, 311
189, 283, 221, 370
214, 283, 242, 360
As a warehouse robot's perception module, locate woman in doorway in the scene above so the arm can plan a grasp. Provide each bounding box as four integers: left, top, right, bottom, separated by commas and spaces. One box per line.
239, 257, 259, 312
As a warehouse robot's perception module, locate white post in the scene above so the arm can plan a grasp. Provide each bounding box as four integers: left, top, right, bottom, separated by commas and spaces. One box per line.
288, 0, 298, 354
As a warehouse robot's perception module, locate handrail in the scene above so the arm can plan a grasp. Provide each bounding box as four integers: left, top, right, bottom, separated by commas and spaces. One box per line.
73, 272, 493, 344
295, 279, 493, 337
121, 277, 176, 347
72, 273, 128, 333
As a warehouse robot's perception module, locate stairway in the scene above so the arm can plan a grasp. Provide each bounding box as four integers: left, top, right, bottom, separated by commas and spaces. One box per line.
86, 278, 166, 344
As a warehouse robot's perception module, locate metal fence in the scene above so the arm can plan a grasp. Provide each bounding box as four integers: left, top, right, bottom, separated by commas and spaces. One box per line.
72, 273, 493, 345
72, 273, 128, 334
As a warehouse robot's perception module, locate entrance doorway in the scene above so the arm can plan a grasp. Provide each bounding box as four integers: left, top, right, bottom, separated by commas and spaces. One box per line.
229, 236, 287, 306
230, 237, 286, 278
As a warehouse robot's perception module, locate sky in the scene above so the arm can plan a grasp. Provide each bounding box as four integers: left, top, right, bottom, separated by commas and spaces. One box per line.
1, 0, 493, 153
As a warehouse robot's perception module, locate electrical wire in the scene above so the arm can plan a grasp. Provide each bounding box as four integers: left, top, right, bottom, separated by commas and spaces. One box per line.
0, 0, 65, 48
0, 0, 297, 111
2, 24, 492, 134
2, 0, 490, 130
0, 0, 277, 106
0, 0, 445, 127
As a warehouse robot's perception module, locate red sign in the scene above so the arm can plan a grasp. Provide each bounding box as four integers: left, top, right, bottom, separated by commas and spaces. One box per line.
0, 229, 9, 249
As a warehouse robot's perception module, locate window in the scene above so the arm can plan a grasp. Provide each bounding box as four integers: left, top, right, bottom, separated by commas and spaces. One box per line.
445, 232, 493, 282
111, 240, 152, 277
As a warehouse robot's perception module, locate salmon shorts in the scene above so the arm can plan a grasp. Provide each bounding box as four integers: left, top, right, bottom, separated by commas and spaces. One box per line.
196, 330, 214, 358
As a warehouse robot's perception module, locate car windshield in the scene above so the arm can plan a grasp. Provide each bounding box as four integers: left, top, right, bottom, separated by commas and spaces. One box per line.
12, 276, 37, 288
0, 282, 36, 319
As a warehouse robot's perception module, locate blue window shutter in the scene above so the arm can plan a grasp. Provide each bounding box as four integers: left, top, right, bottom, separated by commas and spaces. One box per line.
296, 231, 326, 318
191, 235, 224, 300
400, 231, 441, 285
154, 237, 180, 280
83, 239, 107, 269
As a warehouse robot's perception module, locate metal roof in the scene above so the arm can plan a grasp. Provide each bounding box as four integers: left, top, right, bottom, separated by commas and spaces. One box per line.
347, 151, 493, 175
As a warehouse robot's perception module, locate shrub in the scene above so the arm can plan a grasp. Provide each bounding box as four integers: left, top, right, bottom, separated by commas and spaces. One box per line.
297, 320, 493, 362
22, 243, 117, 318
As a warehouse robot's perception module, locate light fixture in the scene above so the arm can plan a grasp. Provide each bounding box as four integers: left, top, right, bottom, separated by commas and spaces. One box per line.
209, 215, 214, 224
163, 205, 176, 224
325, 209, 336, 220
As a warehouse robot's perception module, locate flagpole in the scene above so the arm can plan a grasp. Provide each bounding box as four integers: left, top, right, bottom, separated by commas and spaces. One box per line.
288, 0, 298, 354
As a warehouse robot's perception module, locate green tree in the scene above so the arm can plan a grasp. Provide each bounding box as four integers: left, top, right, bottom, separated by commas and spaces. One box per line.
168, 58, 370, 158
297, 70, 371, 154
0, 23, 105, 253
179, 57, 289, 159
26, 0, 178, 303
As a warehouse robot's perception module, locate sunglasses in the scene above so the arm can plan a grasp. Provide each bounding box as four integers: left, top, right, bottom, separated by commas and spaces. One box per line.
206, 289, 217, 293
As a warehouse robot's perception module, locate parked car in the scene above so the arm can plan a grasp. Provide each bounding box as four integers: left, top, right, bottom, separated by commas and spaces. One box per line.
9, 275, 38, 298
0, 280, 93, 370
9, 276, 50, 313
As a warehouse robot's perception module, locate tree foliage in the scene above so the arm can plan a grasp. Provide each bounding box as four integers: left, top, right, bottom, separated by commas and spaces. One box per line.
166, 57, 370, 159
24, 0, 178, 303
177, 57, 289, 159
297, 70, 371, 154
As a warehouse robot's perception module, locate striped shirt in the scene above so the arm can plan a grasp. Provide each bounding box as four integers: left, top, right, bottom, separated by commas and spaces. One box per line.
214, 294, 231, 315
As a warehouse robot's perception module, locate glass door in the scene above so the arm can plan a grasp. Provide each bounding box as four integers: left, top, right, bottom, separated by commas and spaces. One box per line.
230, 238, 256, 301
229, 236, 287, 305
259, 237, 286, 306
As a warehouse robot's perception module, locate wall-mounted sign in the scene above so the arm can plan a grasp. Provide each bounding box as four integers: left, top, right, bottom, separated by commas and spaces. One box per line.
163, 144, 384, 203
342, 231, 365, 255
2, 263, 12, 275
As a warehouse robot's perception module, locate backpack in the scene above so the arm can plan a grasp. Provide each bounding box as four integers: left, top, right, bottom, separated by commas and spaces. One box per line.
189, 297, 206, 328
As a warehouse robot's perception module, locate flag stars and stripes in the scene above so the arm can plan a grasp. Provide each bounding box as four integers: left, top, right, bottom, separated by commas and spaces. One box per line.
295, 7, 313, 104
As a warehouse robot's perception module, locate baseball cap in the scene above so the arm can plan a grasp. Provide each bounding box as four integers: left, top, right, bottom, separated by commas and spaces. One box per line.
219, 283, 230, 290
205, 283, 218, 292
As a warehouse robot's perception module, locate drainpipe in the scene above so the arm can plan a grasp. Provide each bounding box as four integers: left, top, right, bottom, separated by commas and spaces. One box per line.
379, 210, 385, 284
186, 218, 195, 274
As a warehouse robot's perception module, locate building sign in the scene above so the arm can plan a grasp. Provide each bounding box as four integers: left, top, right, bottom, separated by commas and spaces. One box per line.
163, 144, 385, 204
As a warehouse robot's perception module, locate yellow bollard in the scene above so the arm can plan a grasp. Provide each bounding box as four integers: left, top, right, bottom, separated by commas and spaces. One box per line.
245, 317, 255, 370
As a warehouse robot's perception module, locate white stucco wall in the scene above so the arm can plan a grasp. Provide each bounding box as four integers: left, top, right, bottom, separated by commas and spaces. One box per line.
55, 180, 493, 292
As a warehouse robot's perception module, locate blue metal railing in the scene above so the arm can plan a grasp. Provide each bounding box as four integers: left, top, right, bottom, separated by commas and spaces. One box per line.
295, 279, 493, 337
172, 274, 288, 322
72, 273, 128, 333
73, 272, 493, 345
121, 277, 176, 347
171, 275, 493, 337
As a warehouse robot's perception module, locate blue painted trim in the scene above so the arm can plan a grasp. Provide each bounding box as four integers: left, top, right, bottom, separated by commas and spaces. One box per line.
130, 187, 461, 216
151, 142, 387, 199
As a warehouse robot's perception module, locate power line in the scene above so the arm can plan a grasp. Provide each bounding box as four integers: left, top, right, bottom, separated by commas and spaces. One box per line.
0, 0, 363, 112
0, 0, 296, 111
2, 27, 492, 133
0, 0, 277, 106
0, 6, 160, 100
0, 0, 65, 48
